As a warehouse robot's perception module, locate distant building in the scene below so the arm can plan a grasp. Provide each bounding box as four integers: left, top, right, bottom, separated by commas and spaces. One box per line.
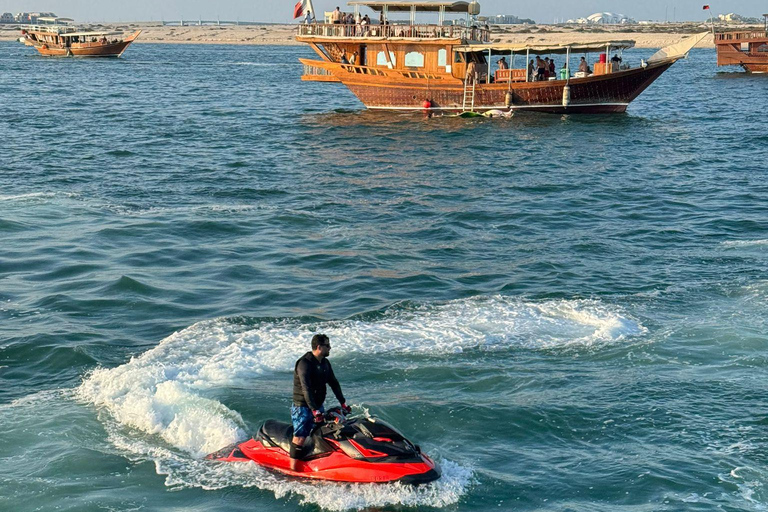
489, 14, 535, 25
568, 12, 635, 25
15, 12, 57, 24
719, 13, 762, 23
0, 12, 14, 23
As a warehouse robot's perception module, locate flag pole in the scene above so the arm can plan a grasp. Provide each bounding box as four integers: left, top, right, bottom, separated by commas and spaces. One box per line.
704, 5, 714, 35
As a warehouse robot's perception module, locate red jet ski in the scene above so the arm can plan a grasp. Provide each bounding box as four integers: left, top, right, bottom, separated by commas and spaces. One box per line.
205, 408, 440, 484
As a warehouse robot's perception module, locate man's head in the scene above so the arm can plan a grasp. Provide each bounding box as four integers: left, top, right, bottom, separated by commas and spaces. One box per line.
311, 334, 331, 359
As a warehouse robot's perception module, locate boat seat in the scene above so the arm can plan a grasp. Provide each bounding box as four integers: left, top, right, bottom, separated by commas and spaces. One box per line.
258, 420, 333, 458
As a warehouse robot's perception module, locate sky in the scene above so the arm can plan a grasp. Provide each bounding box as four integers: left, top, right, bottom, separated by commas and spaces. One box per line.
0, 0, 764, 23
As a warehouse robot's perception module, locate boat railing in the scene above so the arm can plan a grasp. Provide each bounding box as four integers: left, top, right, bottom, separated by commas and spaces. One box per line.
22, 24, 77, 34
715, 30, 767, 42
297, 23, 489, 42
303, 63, 336, 76
494, 69, 527, 82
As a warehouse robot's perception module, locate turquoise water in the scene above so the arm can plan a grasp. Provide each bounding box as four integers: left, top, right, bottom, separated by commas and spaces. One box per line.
2, 41, 768, 511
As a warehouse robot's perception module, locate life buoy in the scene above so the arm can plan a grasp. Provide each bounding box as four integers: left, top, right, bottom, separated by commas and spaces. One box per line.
422, 99, 432, 109
41, 44, 48, 50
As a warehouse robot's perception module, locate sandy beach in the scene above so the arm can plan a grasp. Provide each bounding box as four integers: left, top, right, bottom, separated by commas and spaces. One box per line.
0, 22, 720, 48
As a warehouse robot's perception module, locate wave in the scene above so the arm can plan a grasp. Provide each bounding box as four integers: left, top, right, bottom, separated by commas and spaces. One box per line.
721, 239, 768, 248
78, 295, 644, 509
0, 192, 80, 202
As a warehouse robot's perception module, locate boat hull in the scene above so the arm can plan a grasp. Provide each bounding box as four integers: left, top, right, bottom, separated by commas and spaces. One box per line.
743, 63, 768, 73
303, 59, 675, 114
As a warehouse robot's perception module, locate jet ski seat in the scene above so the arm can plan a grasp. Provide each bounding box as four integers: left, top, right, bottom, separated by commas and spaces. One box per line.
258, 420, 333, 458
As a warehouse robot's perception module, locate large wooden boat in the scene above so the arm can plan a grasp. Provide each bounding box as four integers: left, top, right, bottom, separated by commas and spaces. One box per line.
714, 14, 768, 73
297, 1, 707, 114
21, 24, 141, 58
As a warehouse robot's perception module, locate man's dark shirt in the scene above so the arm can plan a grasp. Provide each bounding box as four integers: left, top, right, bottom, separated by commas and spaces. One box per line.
293, 351, 345, 410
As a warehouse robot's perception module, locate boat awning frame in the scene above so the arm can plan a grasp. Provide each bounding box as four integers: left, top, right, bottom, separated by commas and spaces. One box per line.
36, 17, 75, 24
58, 31, 124, 38
347, 1, 471, 13
454, 40, 636, 55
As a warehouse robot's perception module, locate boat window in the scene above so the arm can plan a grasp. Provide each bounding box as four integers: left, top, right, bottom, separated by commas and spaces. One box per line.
376, 51, 396, 66
438, 49, 447, 67
454, 52, 465, 63
405, 51, 424, 67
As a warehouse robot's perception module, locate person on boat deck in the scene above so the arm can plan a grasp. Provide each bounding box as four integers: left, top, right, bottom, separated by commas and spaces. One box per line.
332, 6, 342, 24
497, 57, 508, 70
579, 56, 590, 74
350, 51, 358, 65
536, 57, 546, 81
611, 53, 622, 71
340, 49, 349, 64
528, 59, 535, 80
549, 58, 556, 76
304, 10, 314, 24
290, 334, 351, 470
466, 59, 478, 84
544, 57, 551, 78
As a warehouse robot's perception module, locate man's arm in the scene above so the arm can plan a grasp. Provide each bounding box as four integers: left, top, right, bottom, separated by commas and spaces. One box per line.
297, 359, 319, 410
326, 361, 346, 405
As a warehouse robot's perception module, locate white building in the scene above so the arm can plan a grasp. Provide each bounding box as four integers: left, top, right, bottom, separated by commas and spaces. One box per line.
490, 14, 535, 25
568, 12, 635, 25
718, 13, 762, 23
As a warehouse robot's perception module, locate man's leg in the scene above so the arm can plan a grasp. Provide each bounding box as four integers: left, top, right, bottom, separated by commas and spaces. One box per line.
290, 436, 307, 471
290, 405, 313, 471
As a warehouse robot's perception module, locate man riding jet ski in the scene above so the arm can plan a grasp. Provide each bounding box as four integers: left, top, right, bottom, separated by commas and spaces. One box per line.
206, 334, 439, 484
205, 407, 441, 484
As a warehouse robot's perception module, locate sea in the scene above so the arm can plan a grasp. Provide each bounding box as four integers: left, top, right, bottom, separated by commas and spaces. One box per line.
1, 40, 768, 512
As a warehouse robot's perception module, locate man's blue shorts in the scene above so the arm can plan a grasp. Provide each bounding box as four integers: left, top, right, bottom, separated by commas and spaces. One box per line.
291, 405, 324, 438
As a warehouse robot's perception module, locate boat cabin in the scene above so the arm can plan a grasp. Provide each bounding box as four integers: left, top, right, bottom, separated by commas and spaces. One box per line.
297, 0, 489, 81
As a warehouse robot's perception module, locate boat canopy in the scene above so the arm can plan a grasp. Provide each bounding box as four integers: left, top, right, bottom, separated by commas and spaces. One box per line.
36, 17, 74, 24
455, 40, 636, 55
647, 32, 709, 63
58, 31, 124, 38
347, 1, 471, 13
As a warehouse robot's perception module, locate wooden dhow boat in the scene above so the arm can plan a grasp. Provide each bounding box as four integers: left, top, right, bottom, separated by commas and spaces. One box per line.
21, 22, 141, 58
714, 14, 768, 73
297, 1, 708, 114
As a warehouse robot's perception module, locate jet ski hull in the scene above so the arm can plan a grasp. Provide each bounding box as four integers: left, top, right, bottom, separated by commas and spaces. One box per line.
206, 413, 441, 484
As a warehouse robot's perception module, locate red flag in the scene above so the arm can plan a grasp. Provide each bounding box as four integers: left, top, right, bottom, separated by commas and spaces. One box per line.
294, 0, 307, 18
703, 5, 710, 9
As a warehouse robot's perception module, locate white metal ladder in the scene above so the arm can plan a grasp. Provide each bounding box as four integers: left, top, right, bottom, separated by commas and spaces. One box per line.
462, 78, 476, 112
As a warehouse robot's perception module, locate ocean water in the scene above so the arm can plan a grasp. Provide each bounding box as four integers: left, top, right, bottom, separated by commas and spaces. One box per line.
1, 40, 768, 512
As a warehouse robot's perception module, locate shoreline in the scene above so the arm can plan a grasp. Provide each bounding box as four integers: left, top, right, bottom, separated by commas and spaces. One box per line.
0, 23, 721, 48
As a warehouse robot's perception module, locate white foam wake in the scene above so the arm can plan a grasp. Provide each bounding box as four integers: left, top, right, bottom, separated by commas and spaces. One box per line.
78, 295, 644, 509
722, 239, 768, 247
